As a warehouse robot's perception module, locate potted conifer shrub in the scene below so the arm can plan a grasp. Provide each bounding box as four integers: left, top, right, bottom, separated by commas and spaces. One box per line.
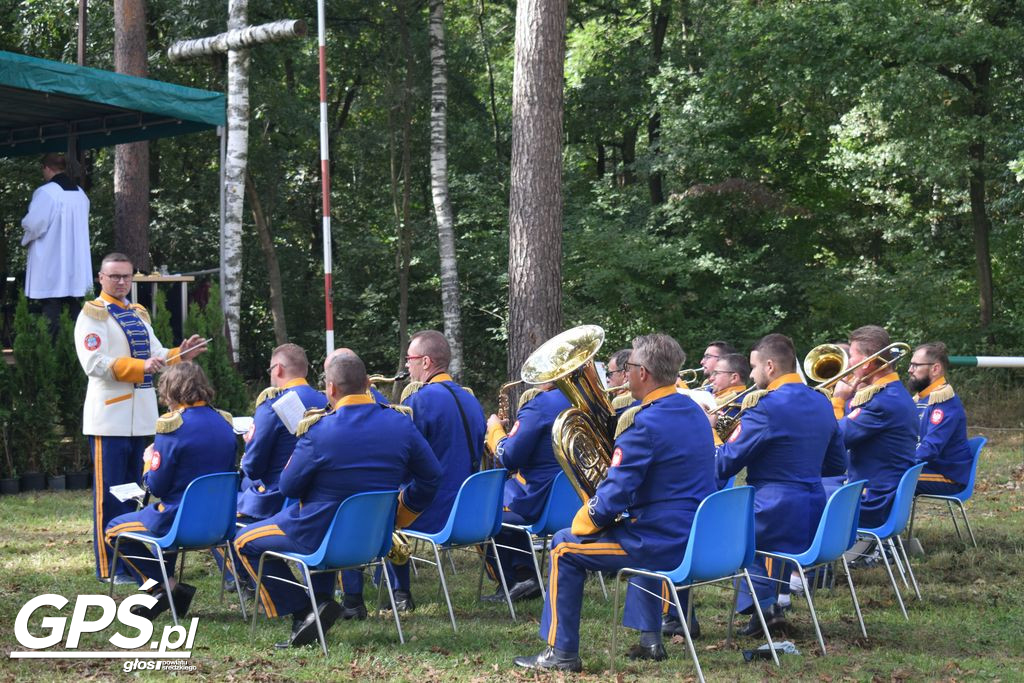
11, 296, 58, 492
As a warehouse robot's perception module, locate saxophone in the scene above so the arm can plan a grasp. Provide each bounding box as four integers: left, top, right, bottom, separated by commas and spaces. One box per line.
482, 380, 524, 470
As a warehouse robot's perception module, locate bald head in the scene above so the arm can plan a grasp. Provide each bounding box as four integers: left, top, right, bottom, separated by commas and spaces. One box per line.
324, 347, 357, 372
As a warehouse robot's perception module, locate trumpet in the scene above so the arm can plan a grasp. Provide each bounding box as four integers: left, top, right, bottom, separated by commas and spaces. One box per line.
677, 367, 704, 389
604, 382, 630, 397
368, 370, 411, 384
804, 342, 911, 392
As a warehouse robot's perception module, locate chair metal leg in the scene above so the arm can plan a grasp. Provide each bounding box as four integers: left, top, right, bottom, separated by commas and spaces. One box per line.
668, 581, 705, 683
489, 539, 516, 621
177, 550, 187, 583
841, 555, 867, 638
297, 562, 328, 656
863, 532, 907, 619
742, 569, 779, 667
595, 571, 609, 600
522, 528, 546, 601
155, 545, 178, 627
476, 551, 486, 601
908, 497, 919, 541
947, 499, 964, 544
446, 548, 458, 575
796, 564, 826, 655
382, 560, 405, 645
610, 573, 621, 675
432, 543, 458, 632
218, 546, 228, 605
225, 543, 247, 620
726, 578, 738, 645
956, 500, 977, 548
894, 535, 921, 600
888, 538, 909, 589
108, 536, 122, 598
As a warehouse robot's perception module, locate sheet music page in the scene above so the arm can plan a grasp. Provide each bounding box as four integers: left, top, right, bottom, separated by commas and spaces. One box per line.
271, 390, 307, 435
109, 482, 146, 503
232, 416, 254, 435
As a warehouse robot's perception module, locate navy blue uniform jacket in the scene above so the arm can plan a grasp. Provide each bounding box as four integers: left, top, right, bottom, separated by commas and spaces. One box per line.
914, 378, 972, 485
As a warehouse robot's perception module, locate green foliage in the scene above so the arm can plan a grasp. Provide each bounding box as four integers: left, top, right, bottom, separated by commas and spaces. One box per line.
183, 285, 252, 415
54, 309, 88, 470
10, 296, 59, 474
151, 289, 174, 348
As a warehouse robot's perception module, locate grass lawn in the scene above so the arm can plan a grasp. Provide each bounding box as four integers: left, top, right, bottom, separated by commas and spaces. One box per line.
1, 431, 1022, 681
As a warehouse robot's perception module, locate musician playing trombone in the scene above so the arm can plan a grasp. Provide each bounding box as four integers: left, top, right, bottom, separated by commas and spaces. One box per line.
698, 340, 737, 390
831, 325, 917, 528
708, 334, 847, 637
709, 353, 750, 417
515, 334, 716, 672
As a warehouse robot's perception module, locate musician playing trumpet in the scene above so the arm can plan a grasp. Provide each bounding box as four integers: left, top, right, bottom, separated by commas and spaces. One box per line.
707, 334, 847, 636
515, 334, 716, 672
709, 353, 750, 417
483, 381, 570, 602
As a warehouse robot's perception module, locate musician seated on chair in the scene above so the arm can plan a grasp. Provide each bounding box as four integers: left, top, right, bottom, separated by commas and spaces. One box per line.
323, 347, 390, 404
710, 353, 750, 418
708, 333, 847, 637
391, 330, 486, 613
907, 342, 972, 496
698, 340, 736, 390
483, 381, 570, 602
831, 325, 918, 528
104, 362, 237, 622
515, 333, 717, 672
606, 349, 638, 415
234, 352, 441, 649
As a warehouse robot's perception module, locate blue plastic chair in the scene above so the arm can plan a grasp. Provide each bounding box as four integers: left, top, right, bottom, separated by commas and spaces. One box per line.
757, 480, 868, 654
856, 463, 926, 620
108, 471, 244, 625
611, 486, 779, 682
403, 468, 513, 632
909, 436, 987, 548
250, 490, 400, 656
497, 471, 583, 601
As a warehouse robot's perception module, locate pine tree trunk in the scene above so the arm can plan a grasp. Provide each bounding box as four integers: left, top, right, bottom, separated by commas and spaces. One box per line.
222, 0, 250, 362
393, 1, 415, 377
507, 0, 567, 381
113, 0, 151, 272
429, 0, 464, 381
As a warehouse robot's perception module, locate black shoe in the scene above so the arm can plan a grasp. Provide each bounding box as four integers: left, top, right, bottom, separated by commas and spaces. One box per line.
130, 583, 196, 621
285, 600, 343, 649
480, 588, 506, 603
340, 602, 367, 620
738, 604, 786, 638
627, 643, 668, 661
513, 647, 583, 673
662, 614, 700, 639
507, 578, 542, 602
392, 589, 415, 613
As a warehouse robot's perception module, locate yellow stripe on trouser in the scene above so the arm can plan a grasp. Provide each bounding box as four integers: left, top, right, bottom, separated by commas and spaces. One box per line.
235, 525, 286, 618
919, 473, 955, 483
94, 437, 108, 578
105, 521, 152, 580
546, 542, 625, 645
765, 556, 773, 579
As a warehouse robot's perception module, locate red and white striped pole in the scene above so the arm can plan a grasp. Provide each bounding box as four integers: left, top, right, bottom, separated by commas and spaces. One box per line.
317, 0, 334, 353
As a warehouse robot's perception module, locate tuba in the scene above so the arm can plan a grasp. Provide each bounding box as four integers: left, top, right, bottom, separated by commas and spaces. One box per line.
521, 325, 615, 502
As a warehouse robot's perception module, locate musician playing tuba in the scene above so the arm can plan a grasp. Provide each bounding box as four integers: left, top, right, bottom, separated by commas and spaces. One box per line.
515, 333, 717, 672
482, 380, 571, 603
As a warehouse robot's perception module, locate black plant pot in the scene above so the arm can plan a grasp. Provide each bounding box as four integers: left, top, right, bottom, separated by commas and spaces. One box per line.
0, 478, 19, 495
66, 470, 90, 490
48, 474, 66, 491
20, 472, 46, 491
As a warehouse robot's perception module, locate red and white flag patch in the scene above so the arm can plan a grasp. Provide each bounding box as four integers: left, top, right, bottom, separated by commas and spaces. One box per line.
83, 333, 101, 351
930, 409, 944, 425
611, 447, 623, 467
508, 420, 521, 437
149, 450, 161, 471
727, 422, 742, 443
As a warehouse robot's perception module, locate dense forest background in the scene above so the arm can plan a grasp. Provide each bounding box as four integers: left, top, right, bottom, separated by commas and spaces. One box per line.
1, 0, 1021, 405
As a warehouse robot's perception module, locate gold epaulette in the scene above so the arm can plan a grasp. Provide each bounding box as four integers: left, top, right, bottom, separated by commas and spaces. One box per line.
611, 392, 634, 411
216, 409, 233, 426
518, 388, 543, 410
462, 386, 475, 397
156, 410, 183, 434
255, 386, 282, 408
928, 384, 955, 405
387, 404, 414, 418
296, 409, 328, 437
129, 303, 151, 324
813, 386, 834, 400
851, 383, 883, 408
82, 299, 109, 321
716, 390, 740, 407
614, 405, 643, 439
400, 381, 423, 403
741, 389, 770, 411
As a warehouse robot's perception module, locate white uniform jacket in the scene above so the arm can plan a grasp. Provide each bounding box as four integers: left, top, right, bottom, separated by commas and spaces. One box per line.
74, 292, 181, 436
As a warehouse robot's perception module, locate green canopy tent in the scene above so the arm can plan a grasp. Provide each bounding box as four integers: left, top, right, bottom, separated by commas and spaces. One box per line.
0, 49, 225, 157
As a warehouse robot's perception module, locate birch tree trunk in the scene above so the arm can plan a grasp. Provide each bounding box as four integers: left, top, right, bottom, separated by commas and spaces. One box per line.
114, 0, 151, 272
507, 0, 567, 380
429, 0, 464, 381
222, 0, 250, 362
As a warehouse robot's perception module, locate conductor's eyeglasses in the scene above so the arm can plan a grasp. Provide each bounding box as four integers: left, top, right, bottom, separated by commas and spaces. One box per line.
101, 273, 132, 282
